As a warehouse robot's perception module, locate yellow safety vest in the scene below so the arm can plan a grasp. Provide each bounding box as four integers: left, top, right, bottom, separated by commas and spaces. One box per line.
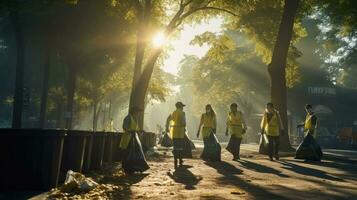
201, 113, 216, 139
119, 114, 139, 149
261, 111, 280, 136
304, 113, 317, 137
227, 111, 244, 138
169, 109, 186, 139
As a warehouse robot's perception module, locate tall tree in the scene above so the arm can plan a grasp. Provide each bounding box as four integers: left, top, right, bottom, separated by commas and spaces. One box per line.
9, 0, 24, 128
39, 30, 52, 128
268, 0, 300, 151
128, 0, 238, 129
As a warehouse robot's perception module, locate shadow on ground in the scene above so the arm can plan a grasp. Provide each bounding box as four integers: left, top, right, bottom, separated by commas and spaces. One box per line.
205, 160, 243, 175
205, 160, 289, 200
167, 165, 202, 190
98, 171, 148, 199
279, 160, 345, 182
238, 159, 290, 178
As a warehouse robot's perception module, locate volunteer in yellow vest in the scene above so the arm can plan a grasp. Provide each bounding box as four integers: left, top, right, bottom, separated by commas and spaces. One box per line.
120, 106, 141, 172
166, 102, 187, 168
120, 106, 150, 173
197, 104, 217, 139
120, 108, 140, 150
225, 103, 247, 160
303, 104, 317, 137
197, 104, 219, 160
260, 102, 285, 161
295, 104, 322, 161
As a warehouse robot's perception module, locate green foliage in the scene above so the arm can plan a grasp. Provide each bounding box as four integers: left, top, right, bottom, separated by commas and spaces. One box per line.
311, 0, 357, 85
336, 64, 357, 89
188, 31, 269, 117
226, 0, 306, 87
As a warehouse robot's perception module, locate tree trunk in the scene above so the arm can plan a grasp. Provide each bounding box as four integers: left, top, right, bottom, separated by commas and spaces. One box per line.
268, 0, 299, 151
129, 0, 151, 109
131, 48, 162, 129
39, 40, 51, 128
10, 1, 25, 128
65, 62, 77, 130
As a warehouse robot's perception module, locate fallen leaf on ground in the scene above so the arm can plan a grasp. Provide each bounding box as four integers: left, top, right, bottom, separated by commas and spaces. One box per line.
231, 189, 245, 195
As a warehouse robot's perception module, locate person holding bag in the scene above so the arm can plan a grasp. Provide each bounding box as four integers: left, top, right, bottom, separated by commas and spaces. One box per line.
166, 102, 187, 169
295, 104, 323, 161
260, 102, 285, 161
226, 103, 247, 161
197, 104, 221, 161
120, 106, 149, 174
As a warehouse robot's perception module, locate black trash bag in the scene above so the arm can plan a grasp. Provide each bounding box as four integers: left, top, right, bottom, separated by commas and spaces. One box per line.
201, 132, 221, 161
122, 132, 150, 173
295, 133, 323, 161
160, 132, 173, 147
182, 134, 193, 158
258, 133, 269, 155
185, 133, 196, 150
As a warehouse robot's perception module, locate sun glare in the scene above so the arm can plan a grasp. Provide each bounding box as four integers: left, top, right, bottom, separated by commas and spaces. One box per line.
153, 32, 167, 47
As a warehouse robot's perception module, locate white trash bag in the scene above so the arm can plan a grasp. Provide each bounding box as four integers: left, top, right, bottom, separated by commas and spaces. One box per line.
62, 170, 98, 192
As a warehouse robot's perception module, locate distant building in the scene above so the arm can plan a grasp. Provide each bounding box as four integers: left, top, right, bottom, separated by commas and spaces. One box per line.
289, 86, 357, 147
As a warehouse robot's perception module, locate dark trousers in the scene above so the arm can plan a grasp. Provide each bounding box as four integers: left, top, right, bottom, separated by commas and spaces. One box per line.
173, 138, 184, 163
235, 138, 242, 158
226, 136, 242, 158
267, 136, 280, 158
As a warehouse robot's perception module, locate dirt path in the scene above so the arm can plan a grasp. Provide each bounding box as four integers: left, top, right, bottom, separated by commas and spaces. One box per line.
123, 145, 357, 200
28, 144, 357, 200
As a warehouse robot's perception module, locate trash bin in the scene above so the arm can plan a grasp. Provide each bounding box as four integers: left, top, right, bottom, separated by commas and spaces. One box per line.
0, 128, 66, 190
59, 130, 90, 183
90, 132, 106, 170
140, 132, 157, 151
103, 132, 114, 164
82, 132, 93, 173
112, 132, 122, 162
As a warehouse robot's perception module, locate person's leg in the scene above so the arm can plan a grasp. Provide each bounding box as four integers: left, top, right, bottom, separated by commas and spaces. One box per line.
122, 133, 134, 173
226, 136, 236, 160
201, 138, 208, 160
274, 136, 280, 160
179, 152, 183, 166
231, 137, 238, 160
174, 154, 178, 168
236, 138, 242, 159
173, 139, 178, 168
267, 136, 274, 160
178, 138, 184, 166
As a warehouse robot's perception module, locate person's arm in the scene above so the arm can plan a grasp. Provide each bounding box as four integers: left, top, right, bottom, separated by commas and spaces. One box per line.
165, 114, 171, 132
240, 111, 248, 133
260, 113, 266, 134
197, 114, 203, 138
122, 115, 130, 132
182, 112, 186, 127
225, 115, 229, 136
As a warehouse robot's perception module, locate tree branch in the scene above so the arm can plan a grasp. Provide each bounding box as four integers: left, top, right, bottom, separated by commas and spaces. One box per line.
165, 0, 190, 31
180, 0, 184, 7
189, 6, 238, 18
182, 0, 194, 7
173, 6, 237, 29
